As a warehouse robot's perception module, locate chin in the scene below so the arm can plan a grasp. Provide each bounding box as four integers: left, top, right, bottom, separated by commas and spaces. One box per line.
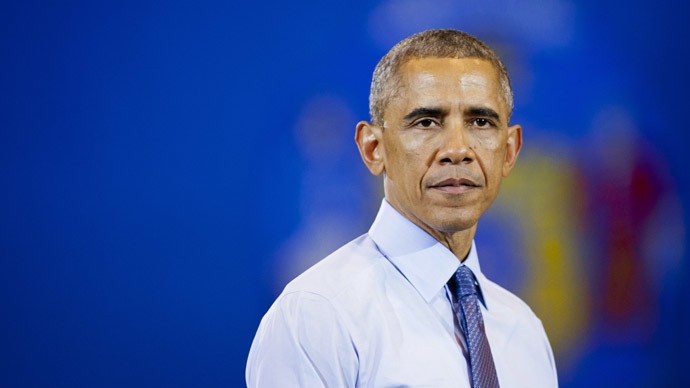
427, 213, 479, 234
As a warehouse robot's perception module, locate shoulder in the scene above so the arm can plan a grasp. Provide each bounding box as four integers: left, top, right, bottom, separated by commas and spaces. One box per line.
481, 276, 558, 380
481, 275, 553, 347
281, 233, 387, 301
482, 275, 542, 323
260, 233, 390, 333
246, 234, 385, 386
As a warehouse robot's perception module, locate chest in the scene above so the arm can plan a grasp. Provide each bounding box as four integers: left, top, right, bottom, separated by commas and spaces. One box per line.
347, 286, 554, 388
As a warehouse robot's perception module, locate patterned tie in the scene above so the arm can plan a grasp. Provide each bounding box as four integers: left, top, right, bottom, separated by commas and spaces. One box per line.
453, 265, 500, 388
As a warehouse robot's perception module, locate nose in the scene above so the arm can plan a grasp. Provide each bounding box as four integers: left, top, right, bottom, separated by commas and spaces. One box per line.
436, 125, 475, 165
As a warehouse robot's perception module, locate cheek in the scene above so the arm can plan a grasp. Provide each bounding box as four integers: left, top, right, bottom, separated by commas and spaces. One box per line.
470, 131, 502, 150
393, 133, 435, 166
472, 134, 507, 179
386, 136, 433, 196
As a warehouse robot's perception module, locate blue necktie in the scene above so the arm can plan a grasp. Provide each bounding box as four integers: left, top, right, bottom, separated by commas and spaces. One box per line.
453, 265, 500, 388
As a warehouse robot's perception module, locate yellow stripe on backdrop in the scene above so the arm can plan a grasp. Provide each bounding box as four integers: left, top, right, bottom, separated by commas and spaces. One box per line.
491, 145, 590, 363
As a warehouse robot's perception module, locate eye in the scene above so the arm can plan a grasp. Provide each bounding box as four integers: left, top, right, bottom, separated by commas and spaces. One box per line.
472, 118, 493, 128
414, 119, 439, 128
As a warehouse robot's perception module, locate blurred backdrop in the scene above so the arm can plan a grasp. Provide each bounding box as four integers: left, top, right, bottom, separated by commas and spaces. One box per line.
2, 0, 689, 387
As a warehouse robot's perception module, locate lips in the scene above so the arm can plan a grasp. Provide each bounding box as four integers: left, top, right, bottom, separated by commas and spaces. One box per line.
429, 177, 480, 194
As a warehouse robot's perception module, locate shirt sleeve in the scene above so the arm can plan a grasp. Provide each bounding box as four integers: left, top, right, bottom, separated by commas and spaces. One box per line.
537, 319, 559, 387
246, 291, 359, 388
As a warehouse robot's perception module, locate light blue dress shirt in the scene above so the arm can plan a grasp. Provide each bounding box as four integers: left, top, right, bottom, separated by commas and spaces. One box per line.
247, 200, 558, 387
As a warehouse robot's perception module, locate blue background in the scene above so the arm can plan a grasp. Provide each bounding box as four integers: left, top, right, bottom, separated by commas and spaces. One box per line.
2, 1, 689, 387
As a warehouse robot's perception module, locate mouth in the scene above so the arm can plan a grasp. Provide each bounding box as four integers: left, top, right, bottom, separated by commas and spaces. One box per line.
429, 178, 480, 194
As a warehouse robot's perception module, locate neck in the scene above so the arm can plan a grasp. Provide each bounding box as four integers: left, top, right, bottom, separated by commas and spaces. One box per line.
425, 224, 476, 263
386, 200, 476, 262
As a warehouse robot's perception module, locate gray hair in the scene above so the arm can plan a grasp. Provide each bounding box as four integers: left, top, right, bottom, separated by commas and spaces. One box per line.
369, 29, 513, 126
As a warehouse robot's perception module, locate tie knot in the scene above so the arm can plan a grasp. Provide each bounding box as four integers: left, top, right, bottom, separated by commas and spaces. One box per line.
454, 265, 479, 298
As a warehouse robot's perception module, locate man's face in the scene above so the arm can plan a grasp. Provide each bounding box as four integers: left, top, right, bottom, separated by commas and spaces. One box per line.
378, 57, 521, 235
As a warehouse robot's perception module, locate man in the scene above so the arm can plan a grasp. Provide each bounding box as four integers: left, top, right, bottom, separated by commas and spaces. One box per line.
247, 29, 558, 388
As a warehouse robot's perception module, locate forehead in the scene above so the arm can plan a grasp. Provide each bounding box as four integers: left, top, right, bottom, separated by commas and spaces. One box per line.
391, 57, 505, 115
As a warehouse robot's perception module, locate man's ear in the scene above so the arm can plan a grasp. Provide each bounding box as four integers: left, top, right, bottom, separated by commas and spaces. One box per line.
355, 121, 385, 176
502, 124, 522, 177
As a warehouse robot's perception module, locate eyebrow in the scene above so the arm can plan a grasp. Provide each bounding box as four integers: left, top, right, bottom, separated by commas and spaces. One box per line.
403, 107, 448, 121
466, 107, 501, 123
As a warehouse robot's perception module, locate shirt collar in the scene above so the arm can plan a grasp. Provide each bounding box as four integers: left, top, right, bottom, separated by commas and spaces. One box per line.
459, 239, 488, 309
368, 199, 489, 308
